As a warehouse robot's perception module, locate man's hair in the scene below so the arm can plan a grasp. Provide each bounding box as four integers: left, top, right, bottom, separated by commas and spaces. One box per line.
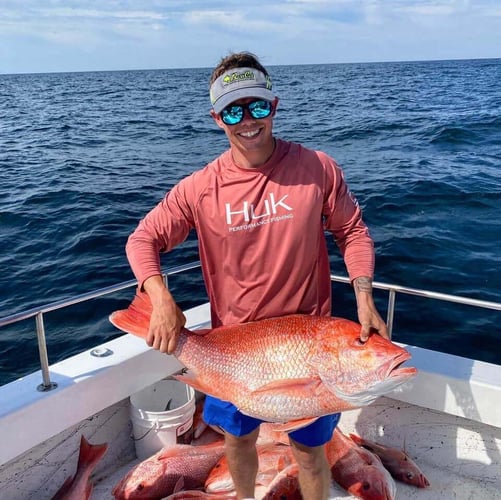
209, 52, 269, 86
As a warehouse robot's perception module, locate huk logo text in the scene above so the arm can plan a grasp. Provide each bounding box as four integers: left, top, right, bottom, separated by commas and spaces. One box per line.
225, 193, 293, 225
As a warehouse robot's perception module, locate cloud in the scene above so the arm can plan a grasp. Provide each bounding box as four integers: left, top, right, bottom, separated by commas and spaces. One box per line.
0, 0, 499, 73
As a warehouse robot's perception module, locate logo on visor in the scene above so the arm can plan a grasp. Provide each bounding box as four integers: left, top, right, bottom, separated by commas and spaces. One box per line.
223, 70, 255, 86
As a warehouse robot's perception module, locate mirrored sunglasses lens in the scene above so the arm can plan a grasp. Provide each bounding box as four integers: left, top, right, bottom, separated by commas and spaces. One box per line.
249, 100, 272, 119
221, 106, 243, 125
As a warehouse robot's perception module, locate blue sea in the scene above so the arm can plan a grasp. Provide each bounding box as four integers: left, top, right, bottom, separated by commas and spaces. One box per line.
0, 59, 500, 386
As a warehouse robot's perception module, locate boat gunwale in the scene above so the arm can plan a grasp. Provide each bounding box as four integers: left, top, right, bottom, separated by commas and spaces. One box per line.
1, 260, 499, 393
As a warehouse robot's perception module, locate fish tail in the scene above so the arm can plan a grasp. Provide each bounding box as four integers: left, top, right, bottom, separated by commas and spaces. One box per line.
109, 290, 152, 338
109, 290, 201, 339
50, 437, 107, 500
78, 435, 108, 470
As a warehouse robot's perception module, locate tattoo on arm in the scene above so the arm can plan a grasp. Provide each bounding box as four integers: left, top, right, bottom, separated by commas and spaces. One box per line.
354, 277, 373, 293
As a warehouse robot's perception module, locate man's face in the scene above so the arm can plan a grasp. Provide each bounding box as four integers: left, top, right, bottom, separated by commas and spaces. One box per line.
211, 97, 279, 157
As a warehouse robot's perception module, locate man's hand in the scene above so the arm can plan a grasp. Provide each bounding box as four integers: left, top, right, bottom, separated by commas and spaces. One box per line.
353, 276, 389, 342
143, 275, 186, 354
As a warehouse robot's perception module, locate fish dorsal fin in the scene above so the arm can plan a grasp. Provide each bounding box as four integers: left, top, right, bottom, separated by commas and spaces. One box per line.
157, 445, 190, 460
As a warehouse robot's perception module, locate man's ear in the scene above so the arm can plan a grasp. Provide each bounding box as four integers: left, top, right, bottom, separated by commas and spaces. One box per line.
271, 97, 280, 116
210, 109, 225, 129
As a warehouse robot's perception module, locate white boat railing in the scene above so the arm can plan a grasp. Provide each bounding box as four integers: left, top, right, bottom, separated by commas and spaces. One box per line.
0, 261, 500, 392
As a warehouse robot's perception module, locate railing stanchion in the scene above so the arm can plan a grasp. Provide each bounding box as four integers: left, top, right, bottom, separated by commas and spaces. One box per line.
386, 289, 396, 339
35, 313, 57, 392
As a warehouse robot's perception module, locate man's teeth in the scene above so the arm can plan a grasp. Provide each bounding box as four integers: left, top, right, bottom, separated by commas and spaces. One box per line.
240, 130, 260, 138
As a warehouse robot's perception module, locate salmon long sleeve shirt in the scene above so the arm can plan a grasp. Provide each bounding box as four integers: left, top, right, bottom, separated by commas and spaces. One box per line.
126, 139, 374, 327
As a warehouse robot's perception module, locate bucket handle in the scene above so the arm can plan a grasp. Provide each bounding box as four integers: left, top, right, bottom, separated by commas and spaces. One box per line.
131, 419, 161, 442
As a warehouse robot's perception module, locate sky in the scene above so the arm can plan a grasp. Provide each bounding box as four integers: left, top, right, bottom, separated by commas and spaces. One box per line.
1, 0, 500, 74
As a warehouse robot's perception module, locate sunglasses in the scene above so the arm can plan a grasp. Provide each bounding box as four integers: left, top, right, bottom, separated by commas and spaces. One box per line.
220, 99, 273, 125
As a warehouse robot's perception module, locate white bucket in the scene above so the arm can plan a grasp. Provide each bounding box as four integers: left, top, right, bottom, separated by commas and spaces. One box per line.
129, 379, 196, 460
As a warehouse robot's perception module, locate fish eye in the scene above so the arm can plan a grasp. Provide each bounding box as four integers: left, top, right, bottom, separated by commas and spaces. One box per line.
355, 338, 366, 346
362, 481, 371, 490
406, 472, 415, 479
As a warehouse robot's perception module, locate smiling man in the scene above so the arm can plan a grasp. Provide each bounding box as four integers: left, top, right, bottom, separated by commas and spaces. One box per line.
126, 51, 388, 500
209, 65, 277, 168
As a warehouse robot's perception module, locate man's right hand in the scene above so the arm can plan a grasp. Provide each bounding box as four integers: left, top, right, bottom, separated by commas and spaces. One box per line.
143, 275, 186, 354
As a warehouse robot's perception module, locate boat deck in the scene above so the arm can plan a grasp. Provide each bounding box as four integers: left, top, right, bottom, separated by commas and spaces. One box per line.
90, 396, 500, 499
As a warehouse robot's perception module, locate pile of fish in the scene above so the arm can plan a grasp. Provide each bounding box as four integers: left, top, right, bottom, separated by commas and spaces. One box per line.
111, 400, 430, 499
48, 420, 429, 499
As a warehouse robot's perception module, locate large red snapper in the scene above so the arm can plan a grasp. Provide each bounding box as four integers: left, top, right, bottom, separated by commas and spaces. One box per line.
110, 292, 416, 425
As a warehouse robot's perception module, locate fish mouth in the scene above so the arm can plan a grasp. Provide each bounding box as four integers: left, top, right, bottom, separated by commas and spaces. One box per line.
332, 350, 417, 406
384, 351, 417, 380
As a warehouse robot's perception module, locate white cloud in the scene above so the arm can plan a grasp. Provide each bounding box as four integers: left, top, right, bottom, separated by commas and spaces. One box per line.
0, 0, 499, 73
44, 8, 167, 20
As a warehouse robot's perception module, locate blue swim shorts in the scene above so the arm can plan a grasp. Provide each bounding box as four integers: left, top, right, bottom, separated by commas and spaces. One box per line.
203, 395, 340, 447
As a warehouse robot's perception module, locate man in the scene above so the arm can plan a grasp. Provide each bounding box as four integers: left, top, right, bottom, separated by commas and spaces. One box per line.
126, 52, 388, 500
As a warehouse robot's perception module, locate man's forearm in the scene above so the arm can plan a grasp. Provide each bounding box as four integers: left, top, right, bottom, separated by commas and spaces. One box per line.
353, 276, 373, 294
143, 275, 174, 307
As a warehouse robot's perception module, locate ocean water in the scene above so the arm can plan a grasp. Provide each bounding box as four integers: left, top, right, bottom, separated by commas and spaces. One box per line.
0, 59, 500, 385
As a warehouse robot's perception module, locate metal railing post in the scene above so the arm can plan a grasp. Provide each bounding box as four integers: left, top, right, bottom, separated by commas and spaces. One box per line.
35, 313, 57, 392
386, 289, 396, 339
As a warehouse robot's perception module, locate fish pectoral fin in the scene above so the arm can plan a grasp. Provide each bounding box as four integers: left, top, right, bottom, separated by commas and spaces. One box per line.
249, 379, 323, 434
172, 371, 212, 395
251, 377, 323, 396
271, 417, 319, 434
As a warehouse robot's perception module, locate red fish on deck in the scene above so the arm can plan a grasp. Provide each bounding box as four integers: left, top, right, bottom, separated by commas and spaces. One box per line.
326, 428, 396, 500
109, 292, 416, 430
260, 463, 302, 500
112, 441, 225, 499
51, 435, 107, 500
349, 433, 430, 488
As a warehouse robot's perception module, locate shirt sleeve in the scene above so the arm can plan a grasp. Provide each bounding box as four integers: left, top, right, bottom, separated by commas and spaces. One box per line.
126, 177, 196, 289
320, 153, 375, 281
